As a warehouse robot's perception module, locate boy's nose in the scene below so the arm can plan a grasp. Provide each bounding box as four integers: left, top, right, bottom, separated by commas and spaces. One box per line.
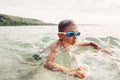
73, 35, 77, 39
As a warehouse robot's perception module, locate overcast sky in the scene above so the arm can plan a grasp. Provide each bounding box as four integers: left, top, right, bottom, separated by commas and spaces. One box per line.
0, 0, 120, 25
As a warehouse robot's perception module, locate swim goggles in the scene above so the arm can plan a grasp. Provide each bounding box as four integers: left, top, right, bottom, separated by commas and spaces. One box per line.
59, 31, 81, 37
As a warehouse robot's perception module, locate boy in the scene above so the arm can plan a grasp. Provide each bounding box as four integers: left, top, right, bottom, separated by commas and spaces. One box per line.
44, 19, 111, 78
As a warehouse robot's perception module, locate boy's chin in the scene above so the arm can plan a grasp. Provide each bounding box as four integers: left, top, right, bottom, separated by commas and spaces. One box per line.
70, 42, 76, 45
65, 41, 76, 45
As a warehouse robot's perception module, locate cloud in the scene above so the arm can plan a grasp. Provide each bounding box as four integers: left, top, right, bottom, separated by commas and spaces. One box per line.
0, 0, 120, 25
1, 0, 119, 11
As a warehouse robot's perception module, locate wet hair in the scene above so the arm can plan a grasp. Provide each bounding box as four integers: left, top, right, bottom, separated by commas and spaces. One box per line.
58, 19, 76, 32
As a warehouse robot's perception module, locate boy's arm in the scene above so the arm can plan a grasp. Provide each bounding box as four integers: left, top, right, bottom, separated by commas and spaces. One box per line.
44, 42, 68, 71
44, 44, 72, 73
78, 41, 101, 49
78, 41, 112, 55
44, 43, 87, 78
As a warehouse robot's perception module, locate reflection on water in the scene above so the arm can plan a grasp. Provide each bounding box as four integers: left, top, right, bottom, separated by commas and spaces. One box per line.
0, 26, 120, 80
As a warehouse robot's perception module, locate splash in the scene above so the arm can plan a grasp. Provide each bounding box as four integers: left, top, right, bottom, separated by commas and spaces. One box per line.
0, 26, 120, 80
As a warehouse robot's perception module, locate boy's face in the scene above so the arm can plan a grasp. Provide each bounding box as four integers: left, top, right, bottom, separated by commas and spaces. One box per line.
59, 25, 79, 45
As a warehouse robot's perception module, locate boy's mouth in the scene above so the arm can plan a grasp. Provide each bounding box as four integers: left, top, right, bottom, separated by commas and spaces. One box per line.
71, 40, 76, 44
73, 40, 76, 42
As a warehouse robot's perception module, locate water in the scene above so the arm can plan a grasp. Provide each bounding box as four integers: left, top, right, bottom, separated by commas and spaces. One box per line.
0, 25, 120, 80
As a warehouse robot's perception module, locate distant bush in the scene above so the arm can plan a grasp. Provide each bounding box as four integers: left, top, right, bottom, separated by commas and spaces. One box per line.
0, 14, 56, 26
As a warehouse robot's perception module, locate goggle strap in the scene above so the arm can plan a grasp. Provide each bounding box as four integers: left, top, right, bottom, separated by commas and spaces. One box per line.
59, 32, 66, 35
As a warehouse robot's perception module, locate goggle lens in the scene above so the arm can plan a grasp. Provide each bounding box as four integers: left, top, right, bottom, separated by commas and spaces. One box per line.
66, 31, 81, 37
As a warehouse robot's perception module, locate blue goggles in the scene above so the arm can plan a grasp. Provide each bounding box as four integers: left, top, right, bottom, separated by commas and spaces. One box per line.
59, 31, 81, 37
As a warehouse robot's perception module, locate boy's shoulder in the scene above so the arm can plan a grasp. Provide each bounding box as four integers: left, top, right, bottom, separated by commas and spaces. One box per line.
76, 40, 91, 46
49, 40, 59, 49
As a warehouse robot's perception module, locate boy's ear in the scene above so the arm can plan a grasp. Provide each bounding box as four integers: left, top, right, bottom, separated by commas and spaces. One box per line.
58, 33, 61, 38
58, 33, 63, 38
58, 33, 64, 40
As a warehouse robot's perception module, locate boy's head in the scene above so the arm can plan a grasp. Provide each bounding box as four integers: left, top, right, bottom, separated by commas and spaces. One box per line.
58, 19, 80, 45
58, 19, 76, 32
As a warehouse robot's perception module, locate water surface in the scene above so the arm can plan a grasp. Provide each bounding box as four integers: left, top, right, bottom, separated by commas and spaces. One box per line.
0, 25, 120, 80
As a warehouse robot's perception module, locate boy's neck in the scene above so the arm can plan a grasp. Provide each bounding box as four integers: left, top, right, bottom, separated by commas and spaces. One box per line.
59, 40, 72, 49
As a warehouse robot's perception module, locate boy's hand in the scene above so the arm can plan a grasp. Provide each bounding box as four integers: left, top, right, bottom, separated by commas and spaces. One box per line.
67, 66, 89, 79
74, 66, 88, 78
101, 49, 112, 55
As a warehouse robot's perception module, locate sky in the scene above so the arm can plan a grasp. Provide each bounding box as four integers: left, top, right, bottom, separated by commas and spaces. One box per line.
0, 0, 120, 25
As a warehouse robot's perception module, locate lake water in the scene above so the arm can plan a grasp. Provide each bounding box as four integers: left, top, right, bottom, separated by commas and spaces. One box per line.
0, 25, 120, 80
